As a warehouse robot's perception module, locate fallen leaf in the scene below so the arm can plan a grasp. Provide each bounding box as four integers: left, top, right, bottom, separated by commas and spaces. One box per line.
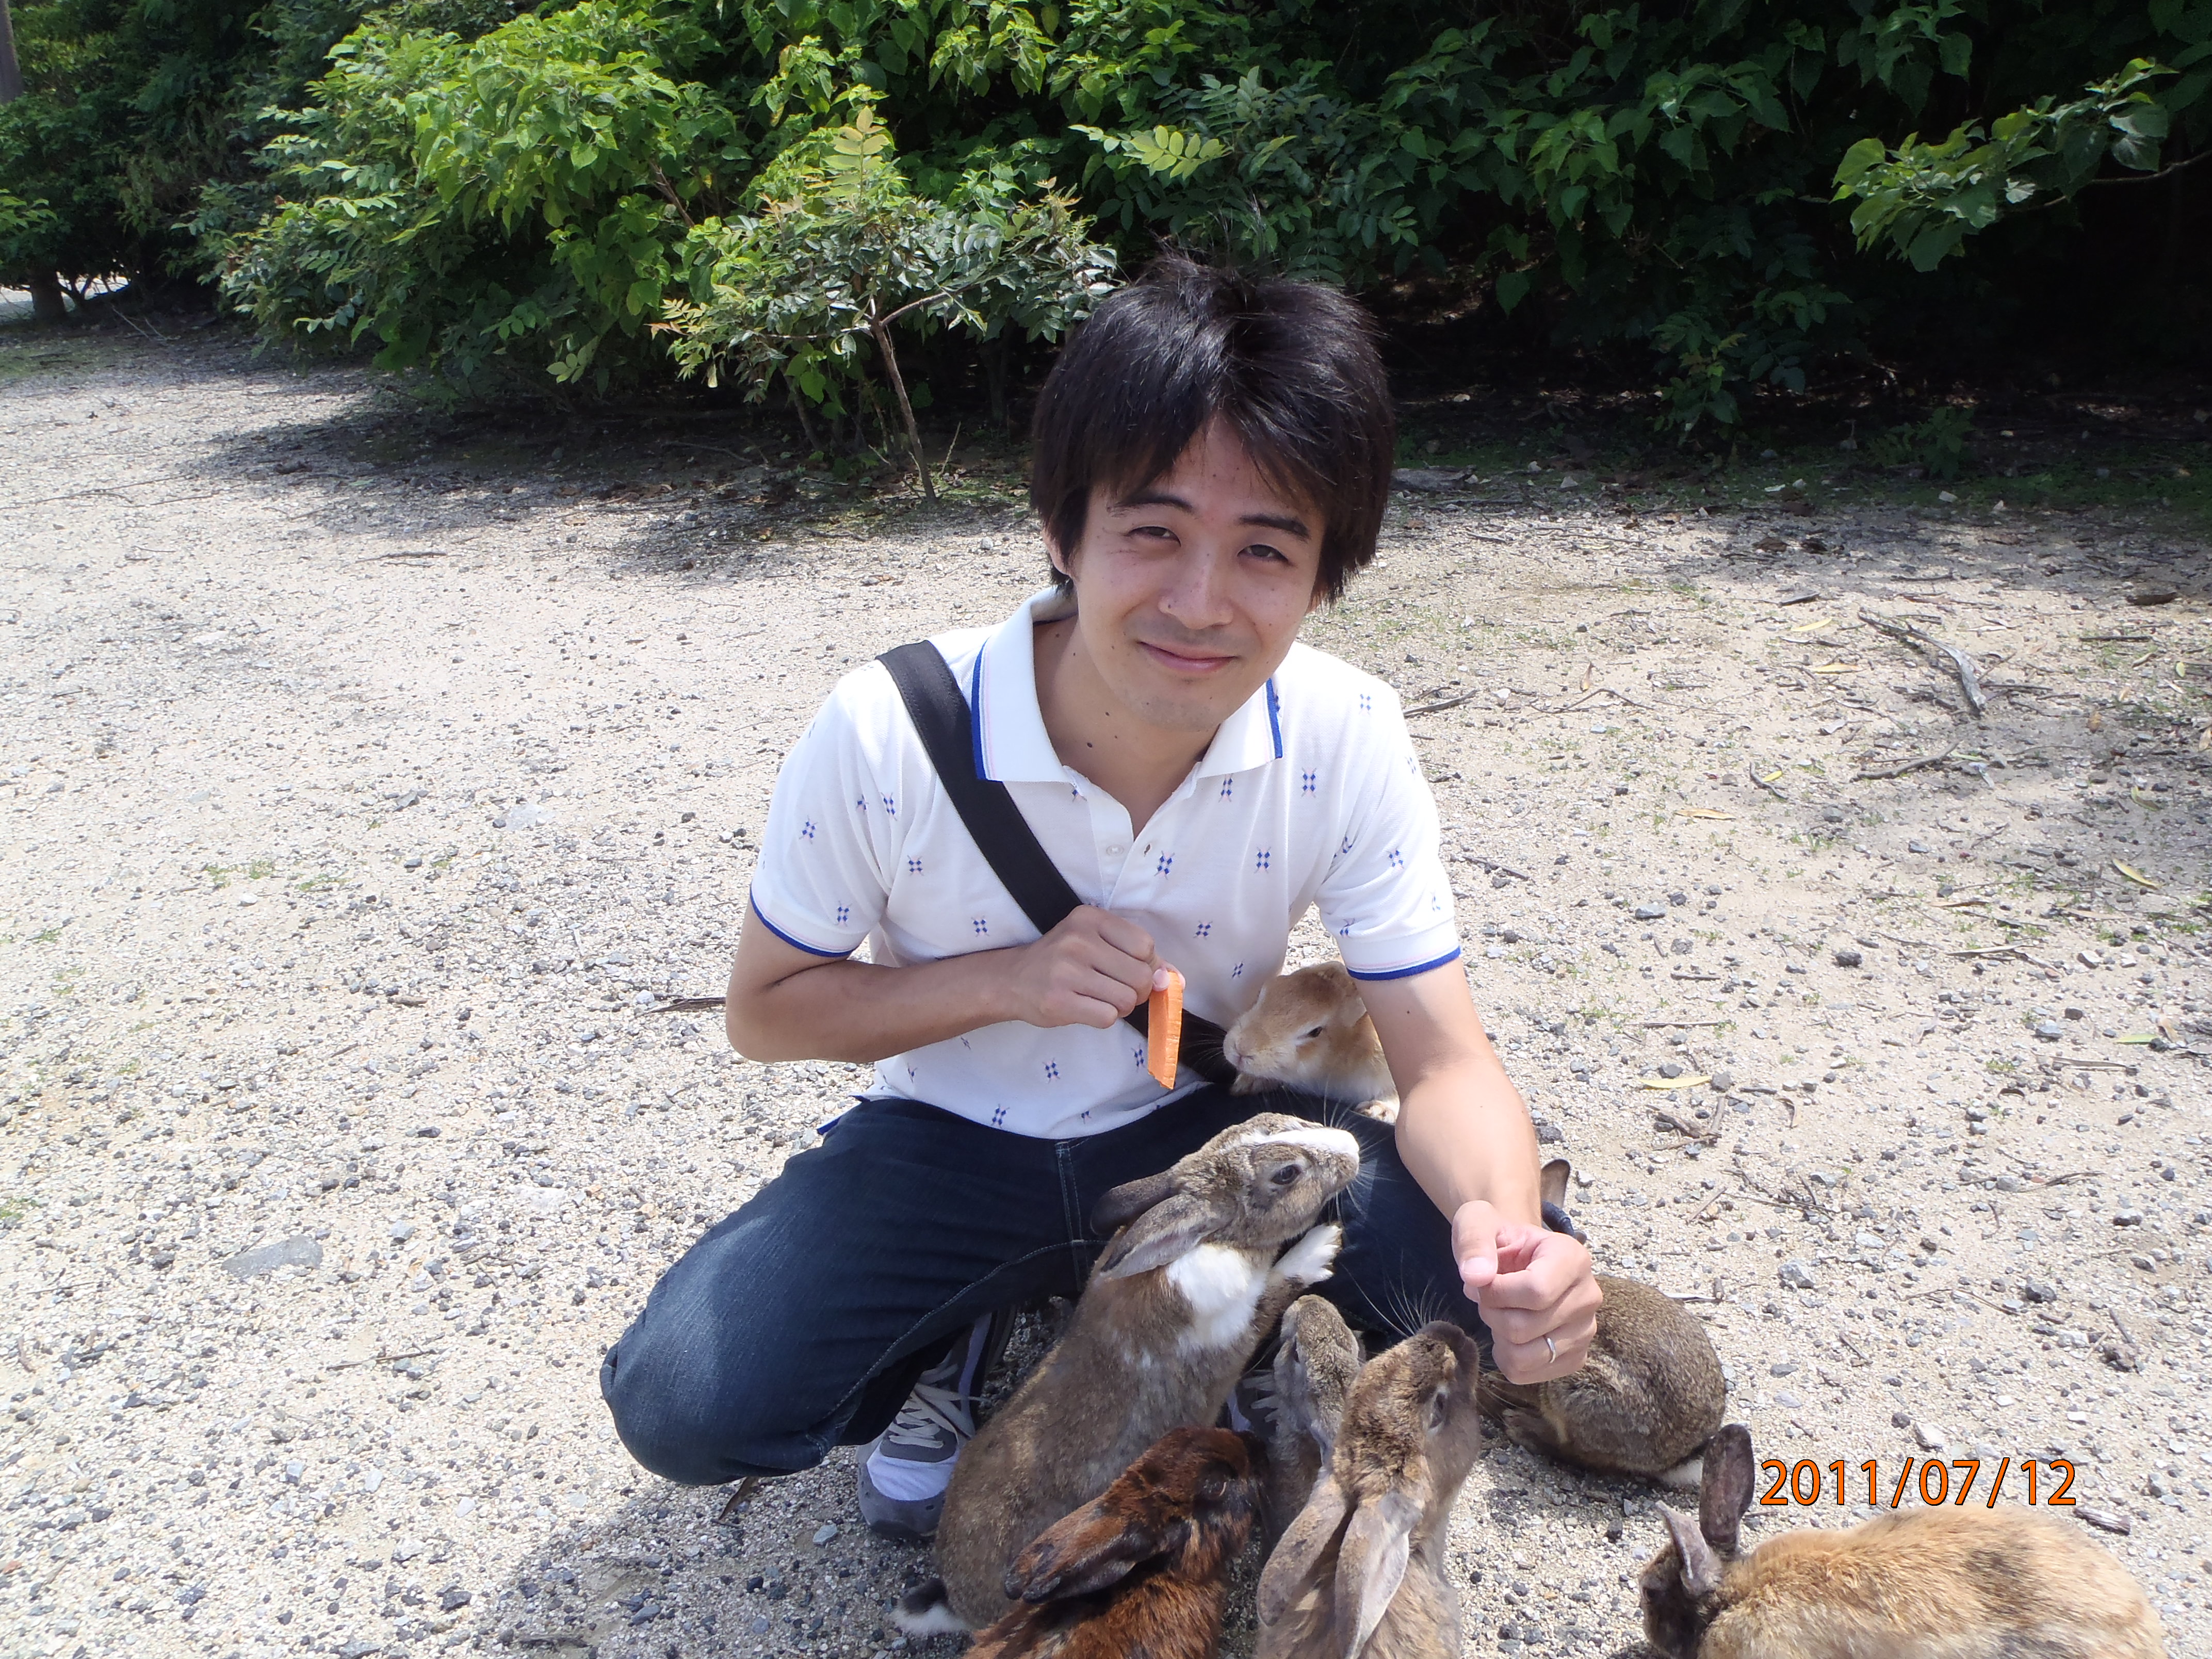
1807, 662, 1863, 675
1681, 807, 1736, 820
2158, 1015, 2180, 1040
2113, 1034, 2157, 1046
1581, 662, 1592, 691
2130, 787, 2164, 809
1639, 1075, 1713, 1091
2198, 726, 2212, 752
2112, 861, 2161, 889
2089, 710, 2104, 733
1785, 617, 1835, 636
1757, 768, 1787, 784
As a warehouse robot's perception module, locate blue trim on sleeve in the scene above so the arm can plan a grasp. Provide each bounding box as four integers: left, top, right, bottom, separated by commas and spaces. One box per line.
748, 889, 852, 958
969, 649, 988, 781
1345, 947, 1463, 983
1264, 678, 1282, 759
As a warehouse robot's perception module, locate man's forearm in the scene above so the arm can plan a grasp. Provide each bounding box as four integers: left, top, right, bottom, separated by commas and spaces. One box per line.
726, 950, 1020, 1063
1393, 1054, 1543, 1228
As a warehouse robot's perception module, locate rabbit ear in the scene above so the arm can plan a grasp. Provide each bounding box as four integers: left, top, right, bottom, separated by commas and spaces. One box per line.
1699, 1424, 1755, 1556
1094, 1190, 1230, 1280
1089, 1170, 1177, 1237
1333, 1487, 1422, 1659
1006, 1497, 1170, 1605
1257, 1471, 1350, 1629
1538, 1159, 1571, 1211
1659, 1503, 1722, 1598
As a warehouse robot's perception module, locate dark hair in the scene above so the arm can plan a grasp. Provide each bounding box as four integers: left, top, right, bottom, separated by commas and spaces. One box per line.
1029, 256, 1395, 604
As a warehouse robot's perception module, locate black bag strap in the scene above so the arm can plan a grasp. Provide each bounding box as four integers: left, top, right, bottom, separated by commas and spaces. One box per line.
878, 641, 1235, 1089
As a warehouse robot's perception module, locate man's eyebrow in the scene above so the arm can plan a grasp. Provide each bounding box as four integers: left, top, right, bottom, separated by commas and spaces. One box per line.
1112, 489, 1312, 540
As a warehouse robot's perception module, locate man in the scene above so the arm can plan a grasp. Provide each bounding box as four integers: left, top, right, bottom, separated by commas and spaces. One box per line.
599, 257, 1600, 1540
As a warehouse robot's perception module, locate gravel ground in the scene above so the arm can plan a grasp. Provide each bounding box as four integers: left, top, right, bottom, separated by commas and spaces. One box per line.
3, 324, 2210, 1659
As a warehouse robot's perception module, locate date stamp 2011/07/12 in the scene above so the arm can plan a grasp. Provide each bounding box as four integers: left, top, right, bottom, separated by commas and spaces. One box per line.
1761, 1457, 2077, 1510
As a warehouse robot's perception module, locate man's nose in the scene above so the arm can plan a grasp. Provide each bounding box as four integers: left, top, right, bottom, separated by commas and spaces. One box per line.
1156, 544, 1235, 628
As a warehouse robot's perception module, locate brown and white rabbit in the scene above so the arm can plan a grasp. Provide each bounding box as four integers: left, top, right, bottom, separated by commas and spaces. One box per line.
1265, 1293, 1363, 1546
1641, 1423, 2166, 1659
1256, 1320, 1486, 1659
964, 1427, 1266, 1659
1479, 1157, 1726, 1488
1224, 962, 1400, 1123
901, 1113, 1361, 1634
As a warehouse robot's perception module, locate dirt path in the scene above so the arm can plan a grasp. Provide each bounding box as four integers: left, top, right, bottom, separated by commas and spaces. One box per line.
3, 327, 2209, 1659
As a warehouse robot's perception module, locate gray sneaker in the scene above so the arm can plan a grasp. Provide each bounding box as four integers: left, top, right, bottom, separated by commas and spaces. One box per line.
857, 1314, 1003, 1542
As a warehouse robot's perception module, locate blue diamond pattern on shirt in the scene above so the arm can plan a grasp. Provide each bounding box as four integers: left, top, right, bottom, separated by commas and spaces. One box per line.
1132, 1046, 1146, 1068
990, 1105, 1007, 1127
1254, 849, 1272, 870
1156, 853, 1174, 876
972, 918, 989, 935
1194, 921, 1212, 937
1337, 922, 1353, 937
801, 819, 817, 841
1044, 1060, 1060, 1080
835, 904, 851, 925
855, 795, 867, 814
1340, 834, 1355, 856
1301, 770, 1317, 795
1232, 962, 1245, 979
881, 794, 898, 816
1218, 778, 1233, 799
906, 857, 923, 874
1388, 847, 1405, 869
1359, 693, 1373, 713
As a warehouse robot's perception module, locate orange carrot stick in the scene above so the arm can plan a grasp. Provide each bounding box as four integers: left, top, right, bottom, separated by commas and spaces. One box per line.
1147, 968, 1184, 1089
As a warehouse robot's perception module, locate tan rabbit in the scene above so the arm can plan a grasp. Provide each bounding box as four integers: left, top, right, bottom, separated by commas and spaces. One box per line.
1255, 1320, 1486, 1659
1224, 962, 1399, 1123
1641, 1423, 2165, 1658
1477, 1157, 1725, 1488
899, 1114, 1362, 1634
1265, 1294, 1363, 1544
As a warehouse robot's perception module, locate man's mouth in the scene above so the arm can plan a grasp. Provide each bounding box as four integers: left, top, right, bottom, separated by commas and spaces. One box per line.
1136, 639, 1237, 674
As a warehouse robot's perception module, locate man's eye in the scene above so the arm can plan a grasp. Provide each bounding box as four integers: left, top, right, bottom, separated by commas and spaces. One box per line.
1244, 542, 1288, 562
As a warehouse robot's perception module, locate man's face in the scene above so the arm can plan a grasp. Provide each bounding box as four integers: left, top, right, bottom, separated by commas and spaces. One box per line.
1050, 418, 1325, 736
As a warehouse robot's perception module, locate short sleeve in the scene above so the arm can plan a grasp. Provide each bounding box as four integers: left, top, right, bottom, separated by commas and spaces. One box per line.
746, 665, 905, 957
1313, 689, 1462, 981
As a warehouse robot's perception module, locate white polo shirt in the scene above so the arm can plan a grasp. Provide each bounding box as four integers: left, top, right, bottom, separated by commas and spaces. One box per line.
747, 589, 1460, 1138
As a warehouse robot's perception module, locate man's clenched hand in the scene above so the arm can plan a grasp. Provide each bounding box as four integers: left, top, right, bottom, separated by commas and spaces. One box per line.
1006, 905, 1166, 1030
1453, 1200, 1601, 1384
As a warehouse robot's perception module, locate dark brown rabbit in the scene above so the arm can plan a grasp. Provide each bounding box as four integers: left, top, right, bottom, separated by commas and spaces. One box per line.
964, 1427, 1265, 1659
900, 1114, 1361, 1634
1479, 1158, 1725, 1486
1256, 1321, 1486, 1659
1640, 1423, 2166, 1658
1265, 1293, 1363, 1546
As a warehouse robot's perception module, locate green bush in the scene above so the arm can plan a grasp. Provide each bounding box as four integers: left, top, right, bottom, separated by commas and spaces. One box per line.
17, 0, 2209, 430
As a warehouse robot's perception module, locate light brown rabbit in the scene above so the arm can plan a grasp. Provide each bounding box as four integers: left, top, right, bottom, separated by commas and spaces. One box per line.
900, 1114, 1362, 1635
1224, 962, 1399, 1123
1479, 1158, 1726, 1487
1255, 1320, 1486, 1659
1641, 1424, 2165, 1658
1265, 1294, 1363, 1545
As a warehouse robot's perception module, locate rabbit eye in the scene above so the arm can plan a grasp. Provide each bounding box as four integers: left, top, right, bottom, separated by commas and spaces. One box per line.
1298, 1024, 1325, 1042
1268, 1162, 1300, 1187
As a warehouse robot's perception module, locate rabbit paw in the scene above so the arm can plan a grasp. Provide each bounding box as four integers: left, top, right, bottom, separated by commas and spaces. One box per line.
1229, 1072, 1265, 1097
1274, 1223, 1342, 1288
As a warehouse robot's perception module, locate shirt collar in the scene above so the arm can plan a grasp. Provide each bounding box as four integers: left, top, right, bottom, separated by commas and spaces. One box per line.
972, 590, 1284, 784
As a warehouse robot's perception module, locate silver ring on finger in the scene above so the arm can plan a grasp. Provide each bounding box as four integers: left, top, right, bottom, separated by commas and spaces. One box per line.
1543, 1335, 1557, 1363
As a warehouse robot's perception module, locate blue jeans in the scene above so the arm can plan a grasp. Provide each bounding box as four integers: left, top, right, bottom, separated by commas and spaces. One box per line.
598, 1086, 1490, 1486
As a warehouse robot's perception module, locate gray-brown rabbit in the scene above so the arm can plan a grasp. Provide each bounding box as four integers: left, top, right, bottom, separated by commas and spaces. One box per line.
901, 1114, 1362, 1634
1255, 1320, 1486, 1659
1641, 1423, 2165, 1658
1264, 1293, 1363, 1545
1479, 1157, 1725, 1487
